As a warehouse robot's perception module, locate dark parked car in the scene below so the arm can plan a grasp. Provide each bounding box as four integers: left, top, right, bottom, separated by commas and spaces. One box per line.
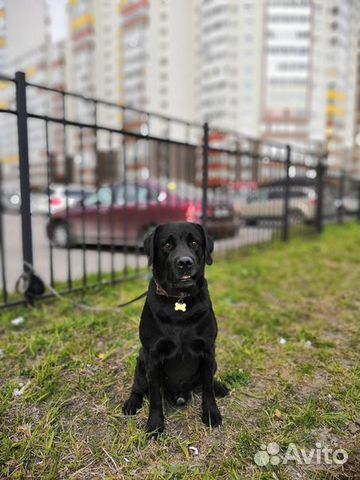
46, 180, 236, 247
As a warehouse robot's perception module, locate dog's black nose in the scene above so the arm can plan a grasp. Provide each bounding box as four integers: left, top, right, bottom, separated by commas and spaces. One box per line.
176, 256, 194, 270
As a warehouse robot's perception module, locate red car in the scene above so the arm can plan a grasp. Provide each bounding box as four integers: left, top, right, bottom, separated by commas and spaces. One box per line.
46, 180, 236, 247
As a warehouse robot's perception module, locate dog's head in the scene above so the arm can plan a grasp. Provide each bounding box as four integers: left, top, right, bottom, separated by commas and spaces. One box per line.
144, 222, 214, 295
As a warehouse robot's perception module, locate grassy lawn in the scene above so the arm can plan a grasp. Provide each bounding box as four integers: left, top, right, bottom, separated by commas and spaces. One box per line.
0, 223, 359, 479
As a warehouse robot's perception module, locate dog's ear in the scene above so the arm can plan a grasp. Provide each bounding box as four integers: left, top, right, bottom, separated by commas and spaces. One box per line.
195, 224, 214, 265
143, 226, 159, 266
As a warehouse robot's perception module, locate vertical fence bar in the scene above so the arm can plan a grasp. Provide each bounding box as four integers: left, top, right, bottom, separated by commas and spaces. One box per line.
15, 71, 34, 302
0, 163, 8, 304
175, 140, 181, 222
109, 132, 116, 283
202, 122, 209, 228
94, 100, 102, 283
61, 91, 72, 290
44, 120, 55, 287
123, 135, 128, 277
133, 139, 140, 272
181, 122, 190, 222
165, 119, 171, 224
337, 170, 345, 224
250, 141, 257, 246
155, 139, 163, 226
315, 156, 326, 234
357, 181, 360, 222
282, 144, 291, 242
79, 127, 87, 287
252, 140, 259, 185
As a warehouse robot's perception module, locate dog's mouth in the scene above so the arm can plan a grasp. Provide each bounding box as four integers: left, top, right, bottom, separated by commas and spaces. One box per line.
162, 271, 200, 295
174, 273, 197, 289
179, 274, 192, 282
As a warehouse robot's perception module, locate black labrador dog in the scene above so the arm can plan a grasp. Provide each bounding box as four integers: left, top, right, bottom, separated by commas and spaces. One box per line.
123, 222, 228, 434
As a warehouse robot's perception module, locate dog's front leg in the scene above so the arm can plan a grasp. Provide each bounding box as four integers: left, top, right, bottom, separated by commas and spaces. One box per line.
200, 352, 222, 427
145, 355, 164, 435
123, 352, 147, 415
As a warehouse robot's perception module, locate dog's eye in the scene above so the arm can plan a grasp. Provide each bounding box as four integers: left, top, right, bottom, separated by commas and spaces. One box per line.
163, 242, 172, 251
190, 240, 199, 248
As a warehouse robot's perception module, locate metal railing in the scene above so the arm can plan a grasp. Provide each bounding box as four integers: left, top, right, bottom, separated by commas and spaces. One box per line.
0, 71, 359, 310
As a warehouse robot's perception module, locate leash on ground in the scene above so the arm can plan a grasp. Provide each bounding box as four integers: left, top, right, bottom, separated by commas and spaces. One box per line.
15, 261, 149, 313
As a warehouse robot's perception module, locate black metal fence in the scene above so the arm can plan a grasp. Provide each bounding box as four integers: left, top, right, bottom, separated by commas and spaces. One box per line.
0, 71, 359, 310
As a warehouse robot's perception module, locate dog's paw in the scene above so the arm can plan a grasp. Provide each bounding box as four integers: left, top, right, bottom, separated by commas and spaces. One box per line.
145, 413, 164, 437
123, 395, 143, 415
214, 380, 230, 398
202, 405, 222, 427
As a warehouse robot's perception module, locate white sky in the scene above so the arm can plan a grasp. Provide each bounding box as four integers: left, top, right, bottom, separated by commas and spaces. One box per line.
47, 0, 67, 42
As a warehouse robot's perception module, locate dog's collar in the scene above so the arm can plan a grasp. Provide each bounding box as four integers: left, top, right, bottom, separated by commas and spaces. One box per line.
154, 279, 190, 299
153, 279, 191, 312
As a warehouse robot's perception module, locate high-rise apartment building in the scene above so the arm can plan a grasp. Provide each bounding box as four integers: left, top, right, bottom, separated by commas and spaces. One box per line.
195, 0, 359, 172
261, 0, 312, 144
1, 0, 124, 186
66, 0, 122, 183
195, 1, 264, 185
353, 33, 360, 173
120, 0, 148, 127
0, 0, 6, 70
120, 0, 196, 130
67, 0, 121, 111
1, 0, 359, 185
0, 0, 52, 183
0, 40, 67, 183
4, 0, 49, 60
309, 0, 359, 169
196, 1, 263, 137
119, 0, 197, 182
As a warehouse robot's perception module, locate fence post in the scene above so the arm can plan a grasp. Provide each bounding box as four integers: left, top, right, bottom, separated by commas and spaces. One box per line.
15, 71, 34, 303
282, 144, 291, 242
0, 163, 8, 304
315, 154, 326, 234
357, 181, 360, 222
337, 169, 345, 224
202, 122, 209, 228
252, 139, 260, 183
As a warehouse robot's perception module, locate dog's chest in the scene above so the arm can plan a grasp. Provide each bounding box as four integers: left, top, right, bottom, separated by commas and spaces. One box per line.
162, 332, 202, 388
156, 301, 208, 325
163, 354, 200, 390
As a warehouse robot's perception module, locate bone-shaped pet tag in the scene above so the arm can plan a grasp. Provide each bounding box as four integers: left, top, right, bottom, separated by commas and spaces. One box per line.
174, 300, 186, 312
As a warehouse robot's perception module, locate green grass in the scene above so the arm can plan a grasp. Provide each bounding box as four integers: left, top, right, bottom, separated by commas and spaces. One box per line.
0, 223, 359, 479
